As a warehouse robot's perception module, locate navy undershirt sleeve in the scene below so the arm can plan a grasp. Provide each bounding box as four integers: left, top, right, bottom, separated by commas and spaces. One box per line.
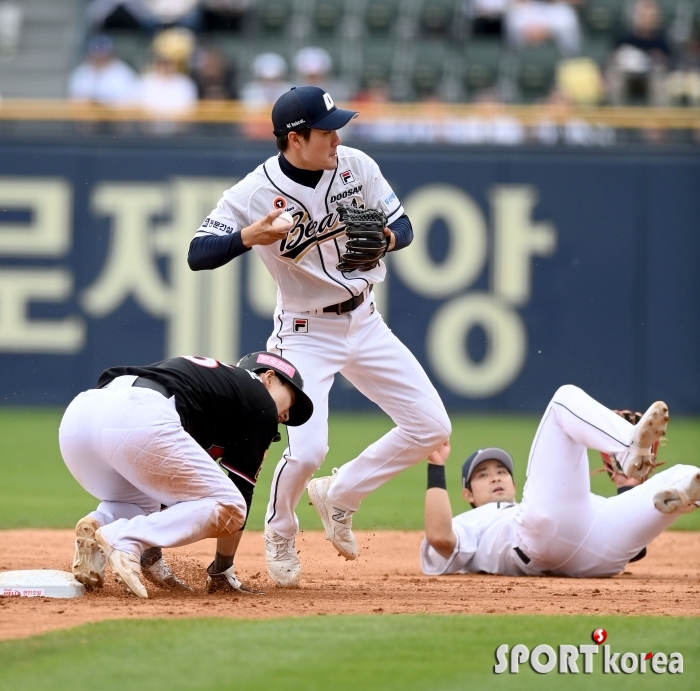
388, 214, 413, 252
188, 232, 250, 271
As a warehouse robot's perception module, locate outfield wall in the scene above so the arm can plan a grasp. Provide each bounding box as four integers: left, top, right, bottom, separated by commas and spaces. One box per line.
0, 140, 698, 412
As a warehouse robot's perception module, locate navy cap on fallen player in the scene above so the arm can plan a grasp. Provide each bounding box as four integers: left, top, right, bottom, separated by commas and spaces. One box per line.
271, 86, 358, 137
236, 351, 313, 427
461, 448, 514, 488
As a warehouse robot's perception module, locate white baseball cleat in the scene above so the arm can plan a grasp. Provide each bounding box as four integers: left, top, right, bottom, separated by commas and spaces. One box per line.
653, 471, 700, 514
621, 401, 669, 481
307, 471, 358, 560
72, 516, 106, 591
95, 528, 148, 599
263, 525, 301, 587
140, 547, 192, 592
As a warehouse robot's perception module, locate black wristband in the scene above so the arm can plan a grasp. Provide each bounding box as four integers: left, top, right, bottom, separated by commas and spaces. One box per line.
427, 464, 447, 490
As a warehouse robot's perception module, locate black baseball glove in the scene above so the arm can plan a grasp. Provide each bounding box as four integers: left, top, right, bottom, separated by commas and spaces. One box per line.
336, 204, 388, 272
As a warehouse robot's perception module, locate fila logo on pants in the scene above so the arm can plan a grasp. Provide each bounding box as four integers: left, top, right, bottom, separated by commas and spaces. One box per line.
293, 319, 308, 333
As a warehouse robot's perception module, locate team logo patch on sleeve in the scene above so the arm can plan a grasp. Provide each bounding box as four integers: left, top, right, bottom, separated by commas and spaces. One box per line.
340, 170, 355, 185
293, 318, 309, 333
273, 196, 287, 210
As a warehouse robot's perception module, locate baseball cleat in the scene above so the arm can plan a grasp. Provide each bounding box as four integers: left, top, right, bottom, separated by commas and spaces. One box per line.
72, 516, 106, 591
95, 528, 148, 599
621, 401, 669, 481
653, 471, 700, 514
140, 547, 192, 592
205, 565, 265, 595
307, 470, 358, 560
263, 525, 301, 587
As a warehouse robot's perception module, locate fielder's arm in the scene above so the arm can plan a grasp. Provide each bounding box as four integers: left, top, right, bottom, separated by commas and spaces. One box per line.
424, 440, 458, 559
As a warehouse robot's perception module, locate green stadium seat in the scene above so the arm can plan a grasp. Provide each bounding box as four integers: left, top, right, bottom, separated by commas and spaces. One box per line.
462, 40, 504, 96
106, 31, 151, 72
581, 0, 625, 38
255, 0, 294, 35
206, 35, 251, 75
514, 43, 560, 101
312, 0, 345, 36
411, 40, 449, 98
359, 40, 397, 87
418, 0, 458, 37
365, 0, 401, 36
580, 36, 614, 67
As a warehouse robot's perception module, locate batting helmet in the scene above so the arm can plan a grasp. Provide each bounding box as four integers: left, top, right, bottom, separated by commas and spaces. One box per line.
237, 351, 313, 427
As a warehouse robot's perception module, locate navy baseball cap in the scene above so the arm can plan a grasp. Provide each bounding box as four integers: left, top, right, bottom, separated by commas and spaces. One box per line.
461, 448, 514, 487
272, 86, 358, 136
236, 351, 313, 427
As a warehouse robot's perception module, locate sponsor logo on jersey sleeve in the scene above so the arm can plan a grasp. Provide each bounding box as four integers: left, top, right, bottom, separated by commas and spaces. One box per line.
383, 191, 397, 206
199, 217, 236, 234
340, 170, 356, 185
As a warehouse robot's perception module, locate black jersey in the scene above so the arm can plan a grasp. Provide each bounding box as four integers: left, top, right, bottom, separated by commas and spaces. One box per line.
98, 356, 279, 513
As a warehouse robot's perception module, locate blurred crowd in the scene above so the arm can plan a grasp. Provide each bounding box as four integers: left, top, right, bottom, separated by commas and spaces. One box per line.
65, 0, 700, 143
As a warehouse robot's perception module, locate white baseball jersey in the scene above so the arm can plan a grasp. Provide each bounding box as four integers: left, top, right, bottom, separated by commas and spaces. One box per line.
195, 145, 404, 312
421, 385, 697, 579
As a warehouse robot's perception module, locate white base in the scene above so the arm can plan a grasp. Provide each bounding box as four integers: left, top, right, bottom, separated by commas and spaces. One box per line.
0, 570, 85, 598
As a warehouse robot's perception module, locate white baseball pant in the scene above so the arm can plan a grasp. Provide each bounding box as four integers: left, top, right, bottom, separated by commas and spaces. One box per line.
266, 294, 451, 539
517, 384, 694, 577
59, 375, 246, 556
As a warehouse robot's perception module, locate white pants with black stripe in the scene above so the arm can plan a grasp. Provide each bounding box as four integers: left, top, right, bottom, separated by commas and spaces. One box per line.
516, 384, 696, 577
59, 376, 246, 556
265, 294, 451, 539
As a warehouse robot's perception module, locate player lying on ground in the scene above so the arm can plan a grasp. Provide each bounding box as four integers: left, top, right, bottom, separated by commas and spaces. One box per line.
421, 385, 700, 578
188, 85, 450, 587
59, 352, 312, 598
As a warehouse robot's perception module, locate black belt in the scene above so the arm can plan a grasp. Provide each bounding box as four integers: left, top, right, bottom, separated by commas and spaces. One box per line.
514, 546, 531, 564
132, 377, 170, 398
322, 286, 372, 315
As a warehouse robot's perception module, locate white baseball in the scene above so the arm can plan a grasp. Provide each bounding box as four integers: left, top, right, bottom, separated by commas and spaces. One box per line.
272, 211, 293, 228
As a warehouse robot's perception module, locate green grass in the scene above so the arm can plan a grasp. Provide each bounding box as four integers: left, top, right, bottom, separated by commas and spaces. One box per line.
1, 408, 699, 530
0, 615, 697, 690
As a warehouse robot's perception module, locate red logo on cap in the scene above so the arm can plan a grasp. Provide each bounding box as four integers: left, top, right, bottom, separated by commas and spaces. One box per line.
257, 353, 295, 378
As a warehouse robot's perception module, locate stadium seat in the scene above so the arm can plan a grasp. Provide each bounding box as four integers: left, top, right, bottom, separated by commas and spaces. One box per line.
417, 0, 459, 37
364, 0, 401, 36
255, 0, 294, 35
580, 36, 614, 67
461, 40, 504, 96
359, 39, 397, 88
581, 0, 625, 38
312, 0, 345, 36
206, 35, 251, 77
107, 31, 151, 72
410, 40, 449, 98
513, 43, 560, 101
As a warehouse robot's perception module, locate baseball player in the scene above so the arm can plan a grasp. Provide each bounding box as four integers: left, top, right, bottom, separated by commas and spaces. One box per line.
189, 85, 451, 586
422, 384, 700, 578
60, 352, 312, 598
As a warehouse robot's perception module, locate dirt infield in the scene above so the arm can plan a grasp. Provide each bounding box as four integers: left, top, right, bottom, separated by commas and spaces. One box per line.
0, 530, 698, 640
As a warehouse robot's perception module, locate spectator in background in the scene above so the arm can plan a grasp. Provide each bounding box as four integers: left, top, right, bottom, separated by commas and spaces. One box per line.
666, 33, 700, 107
87, 0, 203, 33
190, 47, 237, 100
241, 52, 291, 106
607, 0, 671, 105
0, 1, 22, 58
466, 0, 510, 37
137, 28, 197, 133
293, 46, 351, 102
68, 34, 138, 106
506, 0, 581, 56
